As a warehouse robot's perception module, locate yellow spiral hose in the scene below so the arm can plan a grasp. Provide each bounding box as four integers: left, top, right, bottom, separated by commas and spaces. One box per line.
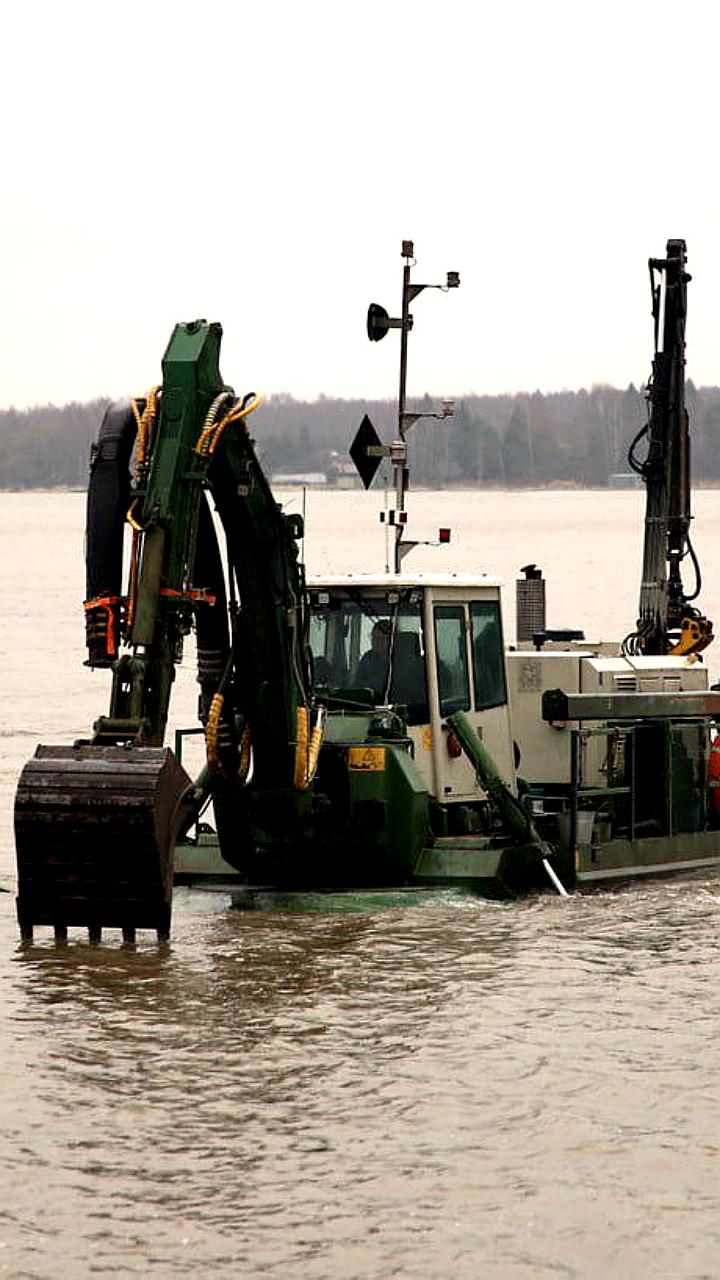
205, 692, 225, 776
294, 705, 325, 790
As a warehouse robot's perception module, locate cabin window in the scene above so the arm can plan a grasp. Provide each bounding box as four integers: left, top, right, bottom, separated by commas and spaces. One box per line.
434, 605, 471, 716
470, 601, 507, 710
308, 595, 428, 722
308, 607, 350, 686
388, 619, 429, 725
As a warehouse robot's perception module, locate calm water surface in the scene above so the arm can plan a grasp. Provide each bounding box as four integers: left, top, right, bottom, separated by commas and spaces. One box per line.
1, 490, 719, 1279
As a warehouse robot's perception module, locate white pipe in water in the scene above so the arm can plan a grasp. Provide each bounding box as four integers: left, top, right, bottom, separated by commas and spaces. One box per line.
543, 858, 570, 898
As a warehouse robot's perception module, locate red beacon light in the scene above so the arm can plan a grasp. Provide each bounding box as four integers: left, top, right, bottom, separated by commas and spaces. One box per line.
438, 527, 451, 544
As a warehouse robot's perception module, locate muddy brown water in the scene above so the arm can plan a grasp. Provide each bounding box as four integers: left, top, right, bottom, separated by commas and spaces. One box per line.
1, 490, 720, 1279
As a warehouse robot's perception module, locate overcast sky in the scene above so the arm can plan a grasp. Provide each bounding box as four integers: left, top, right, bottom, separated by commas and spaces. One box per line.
2, 0, 718, 409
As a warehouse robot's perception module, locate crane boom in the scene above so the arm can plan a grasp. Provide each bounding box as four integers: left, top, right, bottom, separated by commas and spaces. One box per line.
625, 239, 712, 656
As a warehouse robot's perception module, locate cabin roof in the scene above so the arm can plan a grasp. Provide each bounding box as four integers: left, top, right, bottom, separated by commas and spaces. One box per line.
307, 572, 504, 590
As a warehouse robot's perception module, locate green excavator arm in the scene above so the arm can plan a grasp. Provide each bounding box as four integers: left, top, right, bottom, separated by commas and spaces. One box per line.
15, 321, 315, 940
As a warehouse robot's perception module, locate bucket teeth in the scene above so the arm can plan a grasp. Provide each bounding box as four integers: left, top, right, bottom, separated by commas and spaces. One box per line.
14, 745, 195, 942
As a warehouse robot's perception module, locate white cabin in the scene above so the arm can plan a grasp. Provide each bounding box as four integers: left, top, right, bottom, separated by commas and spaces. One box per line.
307, 573, 517, 803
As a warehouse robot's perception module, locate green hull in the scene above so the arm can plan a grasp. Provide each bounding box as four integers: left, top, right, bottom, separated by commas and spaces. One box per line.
174, 825, 720, 897
575, 828, 720, 885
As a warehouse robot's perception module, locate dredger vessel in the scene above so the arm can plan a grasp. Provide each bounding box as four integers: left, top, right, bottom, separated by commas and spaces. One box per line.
14, 238, 720, 940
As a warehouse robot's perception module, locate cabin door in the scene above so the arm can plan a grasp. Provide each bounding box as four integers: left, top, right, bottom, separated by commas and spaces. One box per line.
425, 598, 516, 801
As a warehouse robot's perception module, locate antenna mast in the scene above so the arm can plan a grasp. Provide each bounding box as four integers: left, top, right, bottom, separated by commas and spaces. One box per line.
351, 240, 459, 572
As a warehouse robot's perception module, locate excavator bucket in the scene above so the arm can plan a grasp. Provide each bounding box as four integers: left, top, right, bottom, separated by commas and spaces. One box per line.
14, 745, 195, 942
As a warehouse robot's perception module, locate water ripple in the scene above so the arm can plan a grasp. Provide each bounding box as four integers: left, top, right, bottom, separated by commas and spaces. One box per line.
0, 879, 718, 1277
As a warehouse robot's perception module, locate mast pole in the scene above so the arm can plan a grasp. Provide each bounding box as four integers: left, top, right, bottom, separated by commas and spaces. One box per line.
394, 243, 414, 573
357, 241, 459, 572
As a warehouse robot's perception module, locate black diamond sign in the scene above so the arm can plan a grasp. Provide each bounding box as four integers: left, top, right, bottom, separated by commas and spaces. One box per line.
350, 414, 384, 489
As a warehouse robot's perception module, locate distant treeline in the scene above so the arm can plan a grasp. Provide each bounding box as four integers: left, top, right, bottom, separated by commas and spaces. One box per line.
2, 383, 720, 489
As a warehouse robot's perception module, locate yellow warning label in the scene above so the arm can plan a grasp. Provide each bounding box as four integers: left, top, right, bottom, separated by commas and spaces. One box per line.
348, 746, 386, 772
422, 726, 433, 752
